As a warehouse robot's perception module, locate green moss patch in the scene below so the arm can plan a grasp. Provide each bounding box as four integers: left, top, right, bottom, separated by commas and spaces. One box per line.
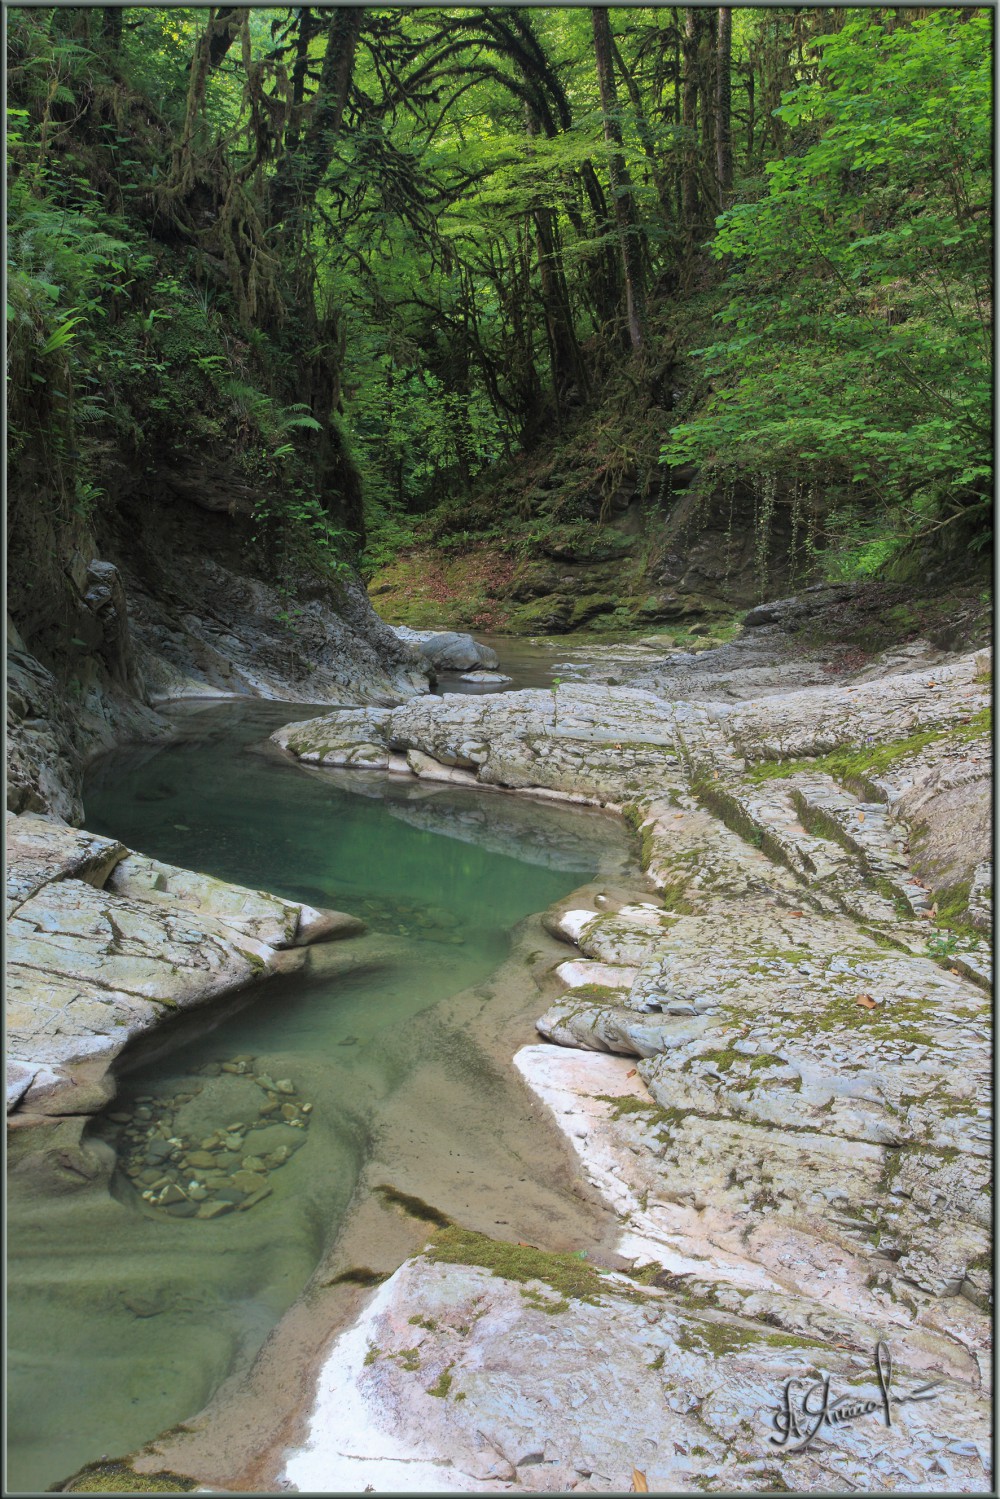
427, 1363, 456, 1397
427, 1226, 613, 1305
595, 1093, 683, 1131
563, 982, 628, 1001
744, 709, 991, 791
55, 1459, 198, 1493
375, 1184, 451, 1227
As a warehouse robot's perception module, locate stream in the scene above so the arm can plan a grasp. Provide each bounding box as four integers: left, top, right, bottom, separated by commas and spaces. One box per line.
6, 657, 637, 1493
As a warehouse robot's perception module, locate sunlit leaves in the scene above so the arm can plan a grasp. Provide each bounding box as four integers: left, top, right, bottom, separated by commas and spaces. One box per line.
663, 8, 992, 541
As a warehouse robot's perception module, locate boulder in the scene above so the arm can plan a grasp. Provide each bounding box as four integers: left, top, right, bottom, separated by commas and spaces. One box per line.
391, 626, 499, 672
5, 815, 367, 1119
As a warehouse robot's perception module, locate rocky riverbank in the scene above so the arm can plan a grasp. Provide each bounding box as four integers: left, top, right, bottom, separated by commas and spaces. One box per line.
6, 812, 365, 1139
249, 630, 992, 1492
12, 607, 992, 1495
8, 533, 431, 825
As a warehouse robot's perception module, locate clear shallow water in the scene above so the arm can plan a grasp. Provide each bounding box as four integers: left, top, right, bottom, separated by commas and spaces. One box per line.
7, 699, 633, 1493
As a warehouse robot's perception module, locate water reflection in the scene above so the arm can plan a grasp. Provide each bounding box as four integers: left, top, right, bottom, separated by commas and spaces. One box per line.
7, 697, 634, 1492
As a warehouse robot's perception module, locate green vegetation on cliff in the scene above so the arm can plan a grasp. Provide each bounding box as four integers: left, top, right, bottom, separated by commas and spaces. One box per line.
8, 7, 992, 651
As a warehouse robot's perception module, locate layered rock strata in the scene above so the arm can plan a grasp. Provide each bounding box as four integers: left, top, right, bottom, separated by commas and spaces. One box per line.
6, 811, 364, 1124
266, 646, 992, 1493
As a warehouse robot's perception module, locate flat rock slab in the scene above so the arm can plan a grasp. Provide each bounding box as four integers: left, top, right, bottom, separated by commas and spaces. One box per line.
105, 852, 363, 947
281, 1252, 991, 1494
8, 877, 278, 1004
553, 959, 639, 993
5, 814, 365, 1117
6, 812, 127, 918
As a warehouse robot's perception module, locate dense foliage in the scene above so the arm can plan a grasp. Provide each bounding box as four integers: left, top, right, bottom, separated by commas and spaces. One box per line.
666, 8, 992, 569
7, 6, 993, 590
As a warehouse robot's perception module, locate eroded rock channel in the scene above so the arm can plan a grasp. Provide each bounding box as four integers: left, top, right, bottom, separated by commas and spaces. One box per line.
6, 697, 637, 1493
7, 627, 993, 1496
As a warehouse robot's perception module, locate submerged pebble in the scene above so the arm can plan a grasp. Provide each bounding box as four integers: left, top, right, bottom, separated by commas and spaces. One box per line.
197, 1200, 232, 1219
111, 1061, 311, 1221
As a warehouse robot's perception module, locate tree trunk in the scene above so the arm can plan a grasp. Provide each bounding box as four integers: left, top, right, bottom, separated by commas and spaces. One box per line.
716, 7, 733, 201
268, 7, 364, 231
286, 7, 320, 155
609, 31, 674, 229
205, 7, 244, 68
101, 7, 122, 52
745, 58, 756, 167
681, 8, 700, 230
591, 6, 646, 352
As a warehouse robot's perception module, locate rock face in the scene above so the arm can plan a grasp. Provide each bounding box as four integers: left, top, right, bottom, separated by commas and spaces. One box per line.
270, 640, 992, 1494
128, 560, 427, 708
6, 615, 169, 825
391, 625, 500, 673
7, 490, 430, 822
283, 1237, 990, 1494
5, 812, 365, 1120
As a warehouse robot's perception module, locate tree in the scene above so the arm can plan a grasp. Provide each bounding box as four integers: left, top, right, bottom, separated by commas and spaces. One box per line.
716, 7, 733, 200
664, 9, 992, 557
591, 7, 646, 350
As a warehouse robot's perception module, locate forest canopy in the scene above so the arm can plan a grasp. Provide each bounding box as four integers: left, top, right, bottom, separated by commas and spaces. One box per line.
7, 5, 993, 579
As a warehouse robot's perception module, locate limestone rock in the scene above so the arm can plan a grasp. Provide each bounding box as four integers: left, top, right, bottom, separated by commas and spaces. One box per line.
5, 816, 366, 1118
6, 812, 127, 918
392, 626, 500, 672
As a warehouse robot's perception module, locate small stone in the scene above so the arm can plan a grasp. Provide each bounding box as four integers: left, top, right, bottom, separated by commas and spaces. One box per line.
122, 1293, 166, 1318
197, 1200, 233, 1219
238, 1185, 273, 1210
225, 1122, 245, 1132
259, 1099, 279, 1116
300, 1102, 313, 1114
223, 1137, 243, 1153
275, 1079, 295, 1095
214, 1187, 247, 1205
241, 1156, 266, 1172
139, 1168, 161, 1185
135, 1107, 152, 1120
199, 1137, 221, 1150
255, 1075, 277, 1092
266, 1146, 291, 1167
159, 1183, 187, 1205
162, 1199, 198, 1218
232, 1054, 256, 1065
187, 1151, 218, 1170
229, 1169, 268, 1194
187, 1184, 208, 1201
108, 1112, 132, 1124
280, 1104, 299, 1122
221, 1061, 248, 1074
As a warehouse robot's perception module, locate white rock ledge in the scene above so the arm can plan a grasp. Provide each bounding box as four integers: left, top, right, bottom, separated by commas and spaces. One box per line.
6, 811, 364, 1118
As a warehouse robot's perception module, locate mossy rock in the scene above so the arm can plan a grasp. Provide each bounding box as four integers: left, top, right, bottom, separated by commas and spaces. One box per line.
744, 709, 991, 790
427, 1226, 617, 1305
54, 1458, 198, 1492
